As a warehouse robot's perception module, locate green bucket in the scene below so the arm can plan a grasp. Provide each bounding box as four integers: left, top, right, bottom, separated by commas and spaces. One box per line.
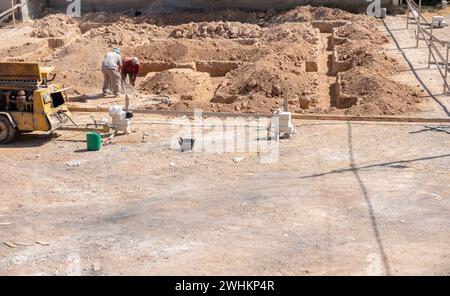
86, 132, 102, 151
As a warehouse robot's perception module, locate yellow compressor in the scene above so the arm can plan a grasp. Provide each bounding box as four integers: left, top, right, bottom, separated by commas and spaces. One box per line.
0, 62, 73, 144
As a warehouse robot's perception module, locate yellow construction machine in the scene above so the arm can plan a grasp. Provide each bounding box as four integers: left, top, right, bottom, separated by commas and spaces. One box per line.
0, 62, 74, 144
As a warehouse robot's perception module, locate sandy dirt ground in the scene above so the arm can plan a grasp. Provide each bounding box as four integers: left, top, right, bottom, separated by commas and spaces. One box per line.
0, 8, 450, 276
0, 115, 449, 275
0, 25, 38, 51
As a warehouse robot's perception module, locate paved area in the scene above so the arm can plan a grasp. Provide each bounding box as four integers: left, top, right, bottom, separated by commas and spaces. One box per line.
381, 15, 450, 118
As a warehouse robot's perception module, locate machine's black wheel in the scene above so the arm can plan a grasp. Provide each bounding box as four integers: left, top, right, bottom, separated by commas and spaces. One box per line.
0, 116, 16, 144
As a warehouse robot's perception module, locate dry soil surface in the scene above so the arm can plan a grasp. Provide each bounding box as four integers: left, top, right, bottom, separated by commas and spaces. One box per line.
0, 113, 450, 275
0, 7, 449, 276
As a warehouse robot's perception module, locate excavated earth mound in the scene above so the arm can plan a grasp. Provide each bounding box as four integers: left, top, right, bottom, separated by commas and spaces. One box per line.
339, 67, 421, 116
335, 22, 389, 45
0, 5, 425, 116
271, 5, 370, 23
140, 68, 215, 102
336, 41, 400, 70
31, 13, 80, 38
170, 22, 262, 39
214, 44, 318, 112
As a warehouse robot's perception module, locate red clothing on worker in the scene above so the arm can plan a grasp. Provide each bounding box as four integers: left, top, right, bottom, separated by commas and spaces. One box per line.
121, 57, 140, 75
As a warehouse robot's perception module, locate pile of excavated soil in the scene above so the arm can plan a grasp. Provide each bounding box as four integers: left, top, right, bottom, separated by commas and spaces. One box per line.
336, 41, 400, 71
140, 69, 215, 102
170, 22, 262, 39
332, 21, 421, 116
0, 42, 47, 62
339, 67, 422, 116
49, 36, 110, 95
214, 44, 318, 112
126, 39, 271, 62
261, 22, 317, 43
80, 12, 122, 24
86, 20, 168, 46
31, 13, 80, 38
138, 8, 275, 26
271, 5, 370, 23
335, 22, 388, 45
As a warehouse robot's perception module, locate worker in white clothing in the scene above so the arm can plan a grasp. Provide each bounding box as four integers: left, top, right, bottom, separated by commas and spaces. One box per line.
101, 48, 122, 97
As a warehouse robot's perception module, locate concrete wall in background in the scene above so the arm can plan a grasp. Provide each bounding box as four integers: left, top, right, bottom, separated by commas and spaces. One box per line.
21, 0, 43, 19
0, 0, 14, 12
0, 0, 42, 21
0, 0, 19, 22
48, 0, 396, 12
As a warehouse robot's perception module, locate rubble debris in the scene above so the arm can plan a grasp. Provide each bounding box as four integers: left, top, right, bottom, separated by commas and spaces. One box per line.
233, 156, 246, 163
35, 241, 50, 246
66, 160, 81, 168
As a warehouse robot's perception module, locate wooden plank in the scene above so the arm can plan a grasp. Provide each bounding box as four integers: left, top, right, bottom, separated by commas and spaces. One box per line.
58, 126, 110, 133
68, 107, 273, 118
68, 107, 450, 123
292, 114, 450, 123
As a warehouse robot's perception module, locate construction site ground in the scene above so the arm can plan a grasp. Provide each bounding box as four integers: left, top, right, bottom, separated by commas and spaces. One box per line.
0, 7, 449, 275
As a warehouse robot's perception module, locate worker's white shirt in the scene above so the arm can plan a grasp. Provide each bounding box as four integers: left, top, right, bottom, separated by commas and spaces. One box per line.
102, 52, 122, 70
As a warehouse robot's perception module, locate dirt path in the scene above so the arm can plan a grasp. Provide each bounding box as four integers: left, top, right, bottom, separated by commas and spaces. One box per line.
0, 25, 37, 50
317, 33, 337, 109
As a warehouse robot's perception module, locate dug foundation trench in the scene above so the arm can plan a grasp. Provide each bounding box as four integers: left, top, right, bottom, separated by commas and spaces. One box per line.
305, 20, 356, 109
156, 21, 355, 112
1, 6, 429, 117
306, 20, 395, 110
3, 29, 81, 62
139, 60, 243, 77
132, 20, 358, 111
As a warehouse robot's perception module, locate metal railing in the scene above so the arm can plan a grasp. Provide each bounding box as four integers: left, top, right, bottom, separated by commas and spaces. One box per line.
405, 0, 450, 94
0, 0, 29, 28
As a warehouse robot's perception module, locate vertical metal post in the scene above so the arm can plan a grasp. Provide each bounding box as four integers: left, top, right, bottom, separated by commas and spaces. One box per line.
428, 25, 433, 67
445, 42, 449, 93
416, 22, 420, 47
419, 0, 422, 12
125, 94, 130, 111
406, 4, 410, 29
283, 88, 289, 112
10, 0, 15, 28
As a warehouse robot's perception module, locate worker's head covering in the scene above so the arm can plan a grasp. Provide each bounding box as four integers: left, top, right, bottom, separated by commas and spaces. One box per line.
113, 48, 121, 54
131, 57, 139, 65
